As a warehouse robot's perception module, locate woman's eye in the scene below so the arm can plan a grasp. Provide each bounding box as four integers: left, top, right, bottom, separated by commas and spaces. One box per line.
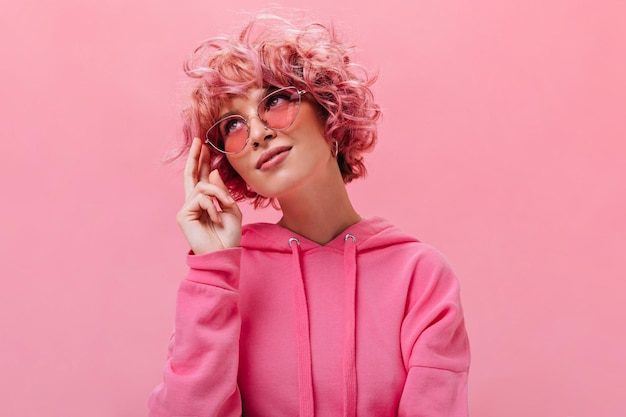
221, 118, 245, 136
263, 94, 290, 111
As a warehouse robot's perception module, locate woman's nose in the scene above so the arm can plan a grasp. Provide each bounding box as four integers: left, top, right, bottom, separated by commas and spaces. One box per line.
247, 116, 275, 147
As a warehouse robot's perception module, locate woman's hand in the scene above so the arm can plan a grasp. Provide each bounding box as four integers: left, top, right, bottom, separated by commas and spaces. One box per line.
176, 137, 243, 255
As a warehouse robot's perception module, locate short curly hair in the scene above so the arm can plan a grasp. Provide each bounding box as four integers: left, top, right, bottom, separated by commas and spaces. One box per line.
180, 12, 381, 208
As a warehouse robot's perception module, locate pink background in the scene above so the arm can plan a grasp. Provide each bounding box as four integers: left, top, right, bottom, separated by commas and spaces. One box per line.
1, 1, 624, 416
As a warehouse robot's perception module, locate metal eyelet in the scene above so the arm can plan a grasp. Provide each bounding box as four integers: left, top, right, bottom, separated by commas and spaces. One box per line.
344, 233, 356, 242
288, 237, 301, 248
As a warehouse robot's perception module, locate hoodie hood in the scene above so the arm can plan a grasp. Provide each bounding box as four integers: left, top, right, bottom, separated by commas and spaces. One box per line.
241, 216, 419, 253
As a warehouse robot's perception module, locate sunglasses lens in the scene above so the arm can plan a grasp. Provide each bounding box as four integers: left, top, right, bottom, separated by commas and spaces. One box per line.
258, 87, 301, 130
207, 115, 248, 154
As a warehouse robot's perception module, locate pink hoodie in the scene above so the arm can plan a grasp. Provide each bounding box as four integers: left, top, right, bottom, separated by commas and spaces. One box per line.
148, 217, 470, 416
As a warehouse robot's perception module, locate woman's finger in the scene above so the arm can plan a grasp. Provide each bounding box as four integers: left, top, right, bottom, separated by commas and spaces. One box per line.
208, 170, 240, 216
183, 137, 202, 198
186, 181, 233, 207
209, 169, 230, 194
198, 143, 212, 183
179, 192, 221, 225
194, 193, 222, 224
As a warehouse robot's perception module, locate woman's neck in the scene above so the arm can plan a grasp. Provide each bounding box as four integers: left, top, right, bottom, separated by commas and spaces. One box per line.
277, 168, 361, 245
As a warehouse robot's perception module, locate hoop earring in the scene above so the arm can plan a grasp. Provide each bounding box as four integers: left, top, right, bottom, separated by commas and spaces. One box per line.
331, 140, 339, 158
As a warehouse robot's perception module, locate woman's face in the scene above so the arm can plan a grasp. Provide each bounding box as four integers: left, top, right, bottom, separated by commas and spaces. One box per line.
223, 87, 334, 199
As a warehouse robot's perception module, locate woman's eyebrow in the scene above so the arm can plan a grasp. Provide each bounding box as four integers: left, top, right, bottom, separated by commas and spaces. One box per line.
263, 85, 288, 100
216, 88, 274, 119
217, 110, 239, 120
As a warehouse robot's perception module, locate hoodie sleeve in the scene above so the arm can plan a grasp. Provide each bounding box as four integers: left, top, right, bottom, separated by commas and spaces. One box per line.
148, 248, 242, 417
397, 246, 471, 417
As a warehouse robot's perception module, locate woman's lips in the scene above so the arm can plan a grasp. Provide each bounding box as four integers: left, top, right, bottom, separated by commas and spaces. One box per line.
256, 146, 292, 171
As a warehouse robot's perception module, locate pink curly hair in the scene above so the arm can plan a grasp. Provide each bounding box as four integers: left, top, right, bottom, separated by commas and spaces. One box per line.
180, 12, 381, 208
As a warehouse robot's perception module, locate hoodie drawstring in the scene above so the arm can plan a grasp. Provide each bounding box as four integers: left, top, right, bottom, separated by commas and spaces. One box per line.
290, 237, 315, 417
343, 233, 358, 417
289, 234, 358, 417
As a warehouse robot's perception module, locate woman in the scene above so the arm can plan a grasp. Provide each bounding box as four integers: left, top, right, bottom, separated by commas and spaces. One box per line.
149, 12, 470, 417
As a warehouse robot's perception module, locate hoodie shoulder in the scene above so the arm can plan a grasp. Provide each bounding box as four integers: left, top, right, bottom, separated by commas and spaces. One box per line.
240, 222, 293, 252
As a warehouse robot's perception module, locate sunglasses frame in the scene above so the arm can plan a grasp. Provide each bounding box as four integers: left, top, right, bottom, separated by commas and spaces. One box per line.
205, 86, 307, 155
